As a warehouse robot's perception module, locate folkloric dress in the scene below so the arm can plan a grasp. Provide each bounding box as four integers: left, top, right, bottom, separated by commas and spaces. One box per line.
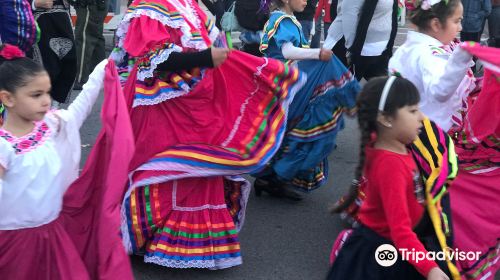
110, 0, 304, 269
258, 11, 360, 191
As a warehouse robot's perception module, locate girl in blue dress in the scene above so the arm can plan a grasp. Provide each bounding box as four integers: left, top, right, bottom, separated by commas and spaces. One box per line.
255, 0, 360, 200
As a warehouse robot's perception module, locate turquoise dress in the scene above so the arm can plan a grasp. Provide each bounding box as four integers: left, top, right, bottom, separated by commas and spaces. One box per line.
257, 11, 361, 191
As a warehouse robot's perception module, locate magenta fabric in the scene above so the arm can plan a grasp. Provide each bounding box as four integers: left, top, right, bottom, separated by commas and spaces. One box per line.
61, 60, 134, 280
329, 229, 353, 265
451, 43, 500, 280
0, 218, 90, 280
460, 43, 500, 144
450, 170, 500, 280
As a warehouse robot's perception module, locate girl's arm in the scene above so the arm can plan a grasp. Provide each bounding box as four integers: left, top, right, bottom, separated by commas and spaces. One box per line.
421, 45, 472, 102
155, 48, 214, 71
281, 42, 321, 60
64, 59, 108, 129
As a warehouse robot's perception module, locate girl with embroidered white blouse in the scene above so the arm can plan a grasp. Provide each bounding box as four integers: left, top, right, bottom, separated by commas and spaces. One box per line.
388, 0, 474, 132
0, 44, 107, 279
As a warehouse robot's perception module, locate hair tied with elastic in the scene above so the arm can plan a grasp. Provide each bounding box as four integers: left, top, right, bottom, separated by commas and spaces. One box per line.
0, 44, 25, 61
405, 0, 448, 11
390, 69, 403, 78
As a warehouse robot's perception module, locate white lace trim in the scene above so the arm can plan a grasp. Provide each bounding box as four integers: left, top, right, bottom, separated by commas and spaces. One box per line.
130, 161, 259, 188
132, 88, 190, 108
136, 44, 183, 81
170, 0, 201, 29
115, 9, 209, 55
121, 180, 133, 254
221, 58, 269, 147
144, 255, 242, 269
109, 48, 126, 64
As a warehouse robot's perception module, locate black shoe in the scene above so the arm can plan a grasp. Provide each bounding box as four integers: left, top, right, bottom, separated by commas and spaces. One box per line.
254, 178, 303, 201
73, 82, 83, 90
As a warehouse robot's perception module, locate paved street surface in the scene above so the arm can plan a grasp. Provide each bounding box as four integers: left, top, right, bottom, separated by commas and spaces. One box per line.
76, 23, 500, 280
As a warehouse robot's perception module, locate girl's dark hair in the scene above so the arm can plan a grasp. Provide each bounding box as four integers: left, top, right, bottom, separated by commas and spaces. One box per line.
0, 45, 46, 94
271, 0, 284, 9
409, 0, 461, 31
332, 76, 420, 213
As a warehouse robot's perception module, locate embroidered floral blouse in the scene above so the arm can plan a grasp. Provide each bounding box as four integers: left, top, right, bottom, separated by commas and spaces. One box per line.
0, 60, 107, 230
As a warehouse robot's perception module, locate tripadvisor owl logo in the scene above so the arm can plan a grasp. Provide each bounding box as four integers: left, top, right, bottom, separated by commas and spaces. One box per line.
374, 244, 481, 267
375, 244, 398, 267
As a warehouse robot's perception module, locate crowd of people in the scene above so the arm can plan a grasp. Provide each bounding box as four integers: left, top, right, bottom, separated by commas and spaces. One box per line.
0, 0, 498, 279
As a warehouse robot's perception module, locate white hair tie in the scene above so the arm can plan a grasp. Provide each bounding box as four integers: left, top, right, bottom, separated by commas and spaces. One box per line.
378, 76, 397, 112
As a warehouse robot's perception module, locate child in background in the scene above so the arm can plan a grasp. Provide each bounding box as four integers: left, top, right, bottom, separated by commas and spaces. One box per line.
256, 0, 360, 200
388, 0, 474, 132
328, 76, 450, 280
0, 44, 107, 279
390, 3, 500, 277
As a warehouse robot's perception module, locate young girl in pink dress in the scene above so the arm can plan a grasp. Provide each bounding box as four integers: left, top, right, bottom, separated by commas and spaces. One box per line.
0, 44, 132, 279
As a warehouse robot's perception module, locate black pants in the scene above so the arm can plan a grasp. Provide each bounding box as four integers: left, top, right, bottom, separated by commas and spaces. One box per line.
241, 43, 262, 57
33, 9, 77, 103
460, 31, 482, 43
352, 54, 389, 81
331, 37, 348, 67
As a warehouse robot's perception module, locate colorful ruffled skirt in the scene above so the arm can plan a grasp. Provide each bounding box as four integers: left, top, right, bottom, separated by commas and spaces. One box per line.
255, 56, 360, 192
120, 51, 304, 269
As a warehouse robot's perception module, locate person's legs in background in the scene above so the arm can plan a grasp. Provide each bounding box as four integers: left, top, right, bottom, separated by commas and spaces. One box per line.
310, 15, 323, 48
332, 37, 347, 67
323, 22, 331, 43
91, 0, 108, 72
35, 11, 77, 104
460, 31, 482, 42
74, 0, 109, 89
352, 54, 388, 81
298, 20, 313, 44
488, 4, 500, 47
